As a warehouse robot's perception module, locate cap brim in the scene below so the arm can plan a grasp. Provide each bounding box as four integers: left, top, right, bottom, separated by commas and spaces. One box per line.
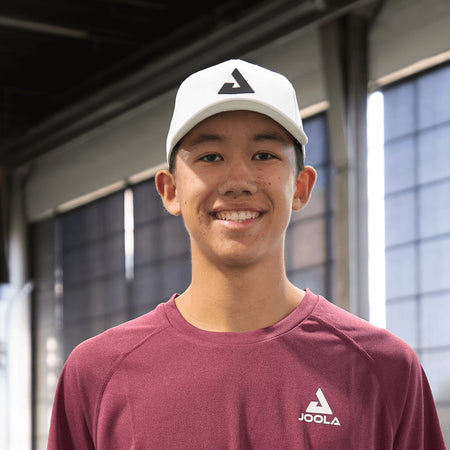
167, 98, 307, 160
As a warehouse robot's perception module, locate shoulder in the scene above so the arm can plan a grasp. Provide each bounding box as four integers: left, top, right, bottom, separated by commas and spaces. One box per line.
310, 294, 445, 448
308, 293, 420, 380
63, 300, 172, 383
49, 299, 175, 444
307, 294, 430, 429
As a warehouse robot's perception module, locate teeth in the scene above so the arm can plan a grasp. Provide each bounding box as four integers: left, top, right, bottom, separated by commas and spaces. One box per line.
216, 211, 260, 222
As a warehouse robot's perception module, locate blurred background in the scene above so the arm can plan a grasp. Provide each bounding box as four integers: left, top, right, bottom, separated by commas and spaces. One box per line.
0, 0, 449, 448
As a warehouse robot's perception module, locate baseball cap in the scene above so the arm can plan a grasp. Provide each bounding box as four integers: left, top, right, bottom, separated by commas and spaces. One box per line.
166, 59, 308, 163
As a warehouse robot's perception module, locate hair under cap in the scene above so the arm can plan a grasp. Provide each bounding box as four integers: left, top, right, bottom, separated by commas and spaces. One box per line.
166, 59, 308, 163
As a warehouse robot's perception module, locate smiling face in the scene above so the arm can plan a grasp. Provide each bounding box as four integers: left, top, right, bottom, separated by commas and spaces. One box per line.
156, 110, 316, 269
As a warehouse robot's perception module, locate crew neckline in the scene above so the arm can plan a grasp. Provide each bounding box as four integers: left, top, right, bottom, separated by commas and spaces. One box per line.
163, 288, 319, 345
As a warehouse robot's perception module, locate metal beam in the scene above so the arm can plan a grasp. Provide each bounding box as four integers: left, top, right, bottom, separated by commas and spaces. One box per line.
0, 15, 90, 39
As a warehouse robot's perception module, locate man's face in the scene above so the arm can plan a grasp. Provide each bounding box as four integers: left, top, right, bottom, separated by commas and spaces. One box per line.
157, 110, 315, 269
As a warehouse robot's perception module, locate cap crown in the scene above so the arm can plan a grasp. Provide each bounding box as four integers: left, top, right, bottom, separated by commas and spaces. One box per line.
166, 59, 307, 162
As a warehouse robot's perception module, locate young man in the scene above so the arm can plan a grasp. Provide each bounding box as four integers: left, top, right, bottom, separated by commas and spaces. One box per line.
48, 60, 445, 449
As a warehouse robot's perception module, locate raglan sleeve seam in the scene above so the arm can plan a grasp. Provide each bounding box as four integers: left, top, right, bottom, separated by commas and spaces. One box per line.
91, 323, 172, 444
308, 313, 401, 433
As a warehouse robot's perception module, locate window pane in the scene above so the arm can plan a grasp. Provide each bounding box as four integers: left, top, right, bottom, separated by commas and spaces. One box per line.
421, 349, 450, 403
418, 123, 450, 184
419, 179, 450, 239
161, 215, 190, 258
384, 137, 415, 194
134, 222, 162, 266
421, 292, 450, 348
132, 264, 165, 310
303, 115, 328, 166
161, 256, 191, 296
383, 81, 415, 141
286, 218, 326, 270
62, 276, 125, 319
63, 233, 125, 285
420, 236, 450, 293
385, 245, 416, 299
385, 191, 415, 247
386, 297, 418, 349
417, 64, 450, 130
61, 192, 124, 247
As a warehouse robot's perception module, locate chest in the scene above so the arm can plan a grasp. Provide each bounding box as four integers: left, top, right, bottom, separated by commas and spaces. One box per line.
95, 341, 391, 449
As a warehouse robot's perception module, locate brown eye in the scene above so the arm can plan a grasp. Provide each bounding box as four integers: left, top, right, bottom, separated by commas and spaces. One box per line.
201, 154, 222, 162
253, 152, 275, 161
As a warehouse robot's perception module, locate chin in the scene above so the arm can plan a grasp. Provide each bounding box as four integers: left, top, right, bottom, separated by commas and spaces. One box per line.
210, 245, 273, 269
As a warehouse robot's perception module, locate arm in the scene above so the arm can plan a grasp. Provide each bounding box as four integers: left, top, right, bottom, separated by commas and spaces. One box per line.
47, 351, 96, 450
393, 353, 445, 449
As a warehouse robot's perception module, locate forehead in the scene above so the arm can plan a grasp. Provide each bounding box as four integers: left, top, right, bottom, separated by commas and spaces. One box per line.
181, 110, 293, 143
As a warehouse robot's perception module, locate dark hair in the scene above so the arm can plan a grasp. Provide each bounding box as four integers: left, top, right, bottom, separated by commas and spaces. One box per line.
169, 142, 179, 173
293, 139, 305, 173
169, 138, 305, 174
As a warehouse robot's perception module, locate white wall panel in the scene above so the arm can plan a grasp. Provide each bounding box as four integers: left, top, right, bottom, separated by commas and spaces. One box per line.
370, 0, 450, 83
244, 27, 325, 110
26, 91, 174, 221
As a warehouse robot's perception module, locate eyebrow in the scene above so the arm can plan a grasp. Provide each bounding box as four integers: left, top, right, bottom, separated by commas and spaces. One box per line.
183, 133, 225, 146
253, 132, 291, 145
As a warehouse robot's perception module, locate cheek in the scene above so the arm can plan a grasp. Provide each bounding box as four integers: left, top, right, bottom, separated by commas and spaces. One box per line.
176, 182, 209, 219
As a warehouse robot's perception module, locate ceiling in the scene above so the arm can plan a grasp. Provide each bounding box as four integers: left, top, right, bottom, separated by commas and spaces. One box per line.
0, 0, 375, 168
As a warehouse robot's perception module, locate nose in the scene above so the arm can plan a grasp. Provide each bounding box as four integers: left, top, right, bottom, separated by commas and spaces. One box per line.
217, 157, 258, 196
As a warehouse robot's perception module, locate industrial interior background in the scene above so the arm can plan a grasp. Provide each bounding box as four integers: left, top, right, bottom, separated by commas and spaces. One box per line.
0, 0, 449, 448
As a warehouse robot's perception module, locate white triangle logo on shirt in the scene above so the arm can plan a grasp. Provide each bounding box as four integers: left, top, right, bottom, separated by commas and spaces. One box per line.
305, 388, 333, 415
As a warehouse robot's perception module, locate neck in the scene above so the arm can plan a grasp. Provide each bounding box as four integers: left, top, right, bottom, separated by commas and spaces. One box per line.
175, 248, 305, 332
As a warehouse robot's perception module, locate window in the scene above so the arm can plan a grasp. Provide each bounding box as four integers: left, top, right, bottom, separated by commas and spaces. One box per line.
383, 63, 450, 439
60, 191, 127, 359
131, 179, 190, 318
286, 113, 333, 298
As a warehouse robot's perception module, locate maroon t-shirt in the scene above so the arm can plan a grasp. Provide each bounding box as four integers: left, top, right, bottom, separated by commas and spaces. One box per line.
48, 290, 445, 449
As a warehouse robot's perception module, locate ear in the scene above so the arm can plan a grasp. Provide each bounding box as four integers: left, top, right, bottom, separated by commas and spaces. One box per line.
155, 169, 181, 216
292, 166, 316, 211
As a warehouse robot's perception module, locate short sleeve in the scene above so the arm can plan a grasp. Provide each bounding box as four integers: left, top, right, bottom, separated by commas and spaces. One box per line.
392, 354, 445, 449
47, 348, 97, 450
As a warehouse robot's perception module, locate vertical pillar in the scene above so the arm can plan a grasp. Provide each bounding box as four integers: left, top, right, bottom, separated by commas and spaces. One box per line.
345, 13, 370, 320
319, 13, 370, 319
7, 170, 32, 450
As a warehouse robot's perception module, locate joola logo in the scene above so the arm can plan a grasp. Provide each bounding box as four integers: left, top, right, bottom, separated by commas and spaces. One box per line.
218, 68, 255, 94
298, 388, 341, 426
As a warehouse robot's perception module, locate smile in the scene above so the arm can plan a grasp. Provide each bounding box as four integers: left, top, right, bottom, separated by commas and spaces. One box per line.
214, 211, 261, 223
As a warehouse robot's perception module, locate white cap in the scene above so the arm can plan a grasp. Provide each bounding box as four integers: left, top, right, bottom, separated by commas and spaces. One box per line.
166, 59, 308, 163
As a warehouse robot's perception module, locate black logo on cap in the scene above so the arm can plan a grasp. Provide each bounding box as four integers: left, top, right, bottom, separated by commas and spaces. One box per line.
218, 69, 255, 94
